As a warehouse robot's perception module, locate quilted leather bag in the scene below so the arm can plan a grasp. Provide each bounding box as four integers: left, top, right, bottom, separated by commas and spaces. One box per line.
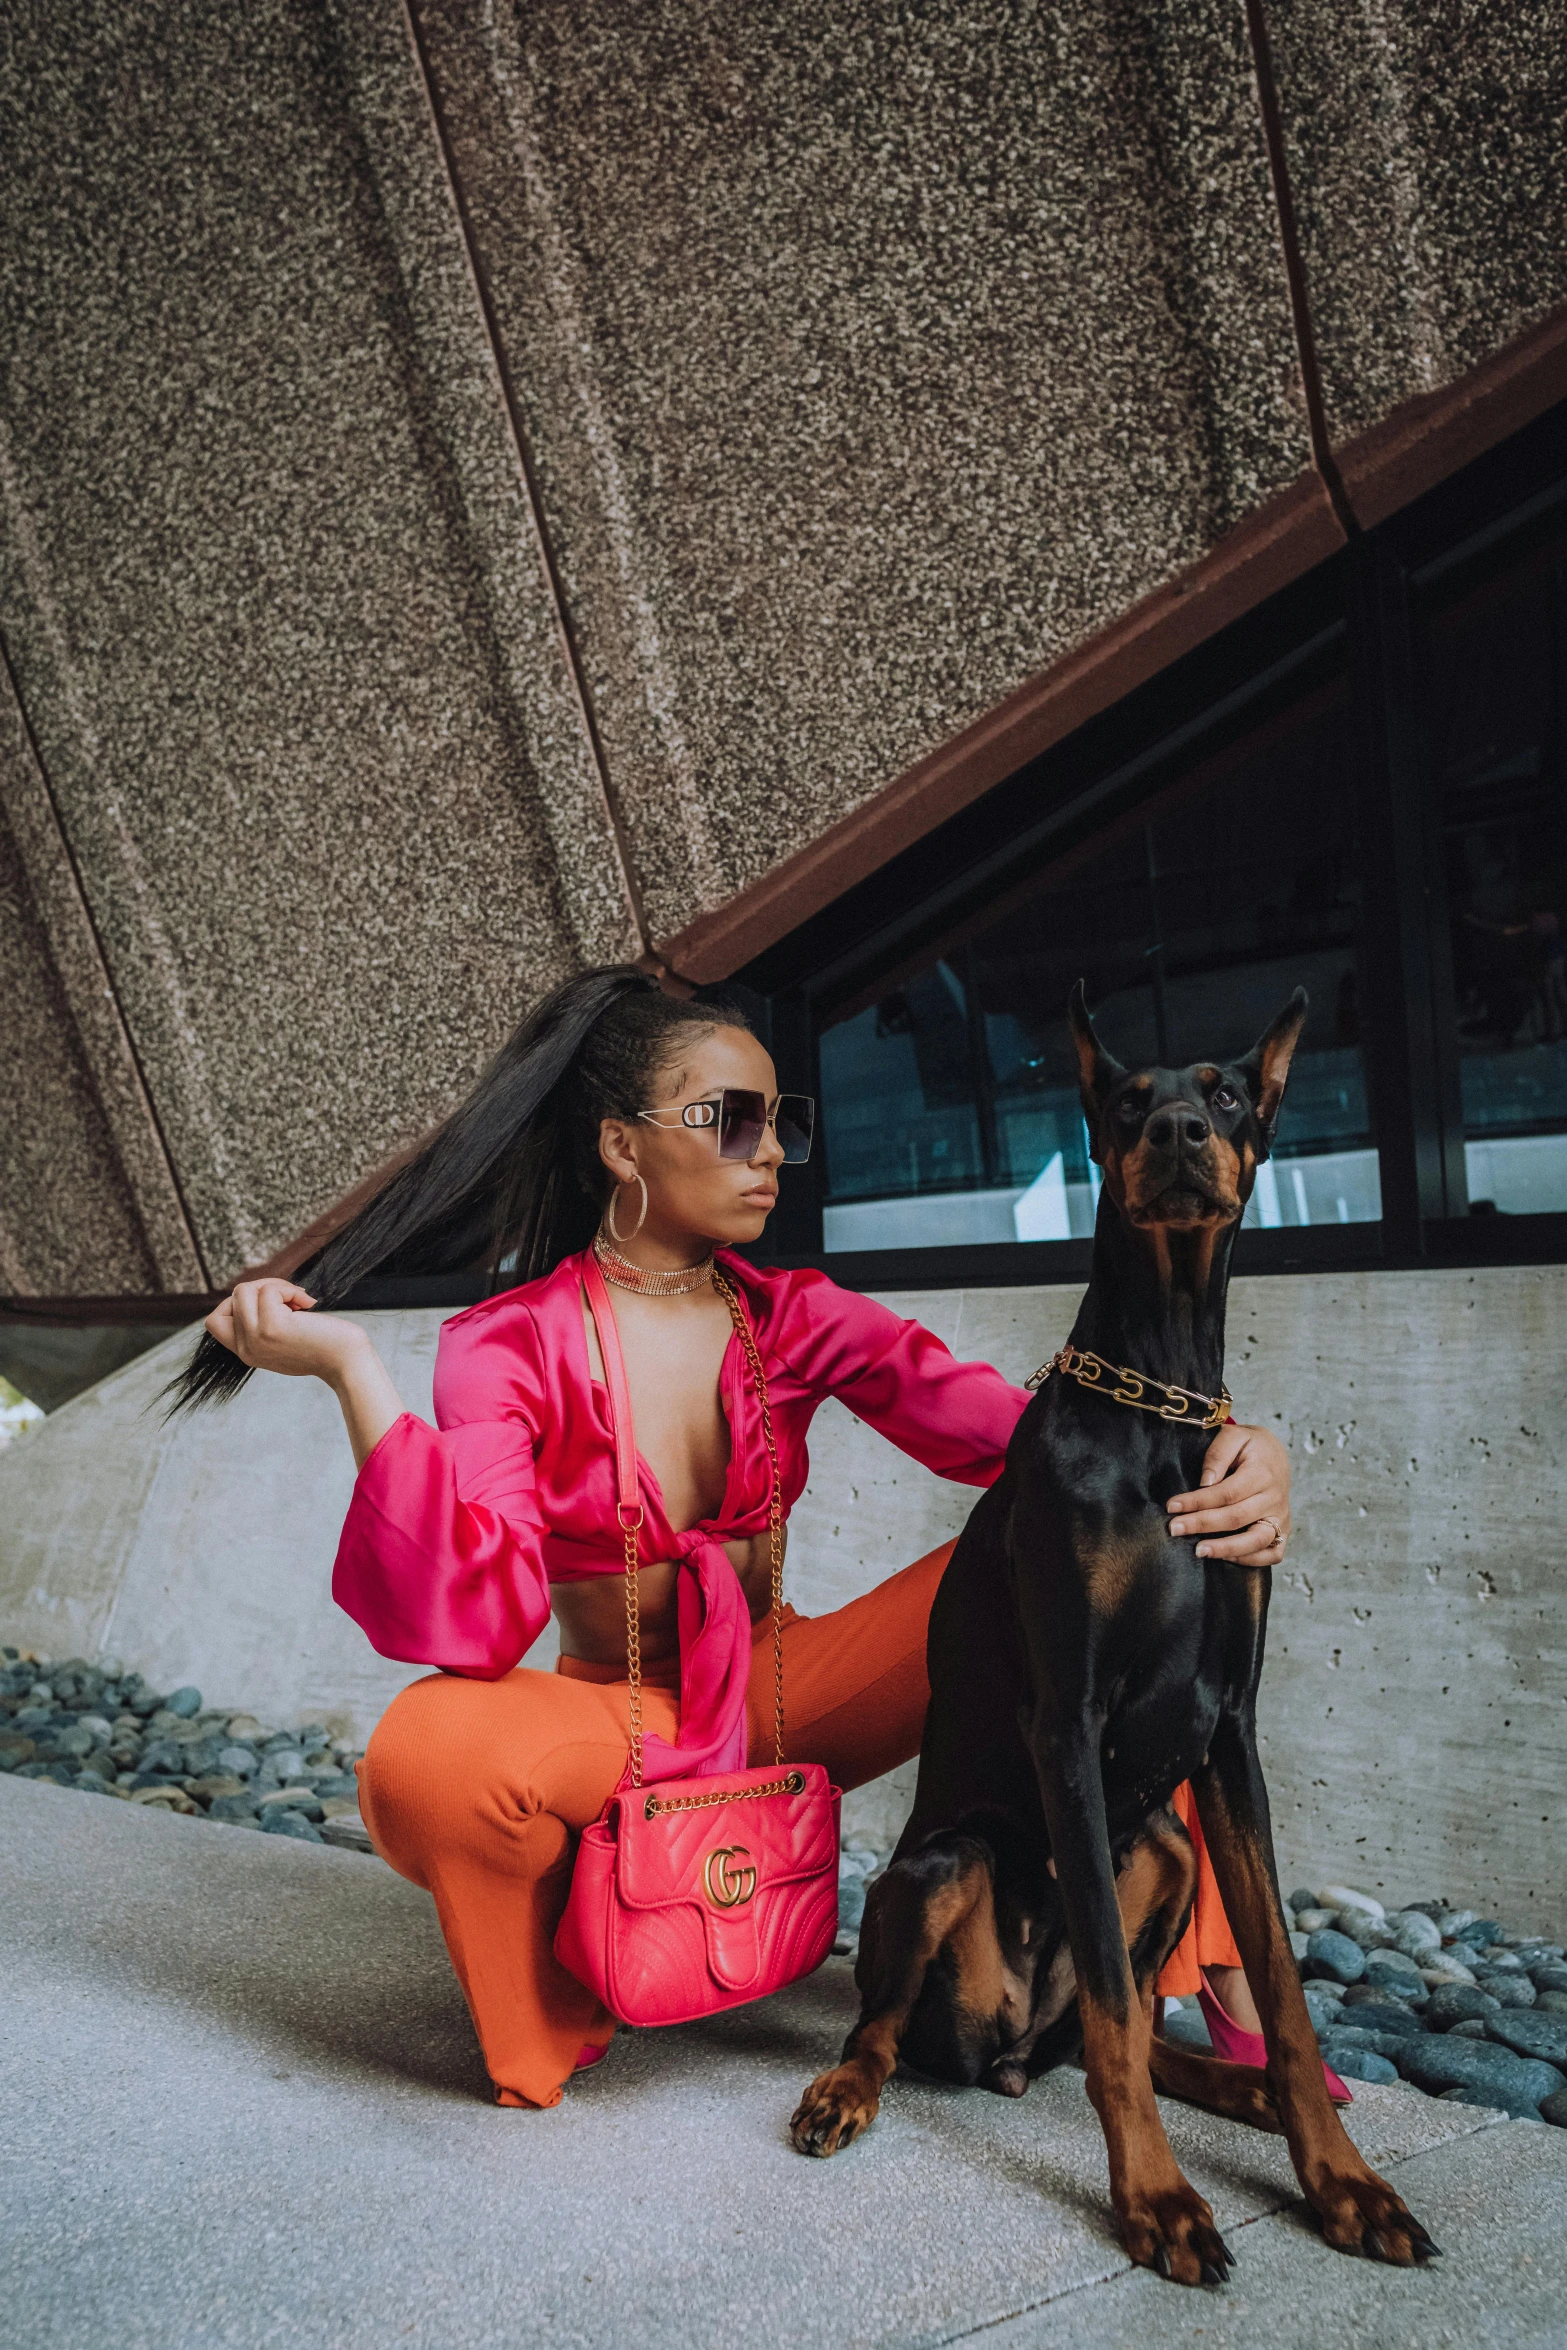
554, 1254, 841, 2028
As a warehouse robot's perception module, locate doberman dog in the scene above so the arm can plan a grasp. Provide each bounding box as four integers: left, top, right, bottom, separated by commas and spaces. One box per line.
790, 986, 1437, 2285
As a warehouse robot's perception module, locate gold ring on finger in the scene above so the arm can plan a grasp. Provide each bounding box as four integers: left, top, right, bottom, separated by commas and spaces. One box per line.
1257, 1516, 1280, 1546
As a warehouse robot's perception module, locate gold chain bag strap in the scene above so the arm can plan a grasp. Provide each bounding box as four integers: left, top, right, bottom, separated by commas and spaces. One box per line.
624, 1268, 787, 1800
554, 1251, 842, 2028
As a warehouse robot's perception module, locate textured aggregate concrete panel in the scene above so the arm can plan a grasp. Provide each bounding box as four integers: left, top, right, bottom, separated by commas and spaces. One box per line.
0, 1774, 1520, 2350
0, 658, 205, 1294
0, 796, 160, 1297
9, 4, 1567, 1307
415, 0, 1317, 941
1264, 0, 1567, 459
0, 0, 637, 1287
1, 1267, 1561, 1920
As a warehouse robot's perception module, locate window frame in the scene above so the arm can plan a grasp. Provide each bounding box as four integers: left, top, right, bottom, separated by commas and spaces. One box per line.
734, 400, 1567, 1289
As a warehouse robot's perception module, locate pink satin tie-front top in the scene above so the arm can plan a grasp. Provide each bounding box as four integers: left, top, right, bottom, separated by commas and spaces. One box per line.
333, 1249, 1029, 1784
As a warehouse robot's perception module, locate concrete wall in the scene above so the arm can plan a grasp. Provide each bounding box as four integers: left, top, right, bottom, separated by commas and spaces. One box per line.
1, 1267, 1563, 1921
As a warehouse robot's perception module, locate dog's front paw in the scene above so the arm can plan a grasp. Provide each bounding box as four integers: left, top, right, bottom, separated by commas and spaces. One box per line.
1118, 2180, 1235, 2288
790, 2061, 882, 2157
1306, 2161, 1440, 2265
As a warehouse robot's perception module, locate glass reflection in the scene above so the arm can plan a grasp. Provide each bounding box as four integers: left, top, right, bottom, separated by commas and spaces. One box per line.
820, 687, 1379, 1250
1427, 538, 1567, 1215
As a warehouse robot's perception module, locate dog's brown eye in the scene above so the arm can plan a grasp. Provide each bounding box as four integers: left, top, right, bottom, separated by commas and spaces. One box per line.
1212, 1085, 1239, 1111
1116, 1097, 1143, 1123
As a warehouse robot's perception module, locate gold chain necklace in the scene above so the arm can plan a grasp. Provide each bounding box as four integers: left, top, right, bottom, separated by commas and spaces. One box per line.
592, 1231, 716, 1296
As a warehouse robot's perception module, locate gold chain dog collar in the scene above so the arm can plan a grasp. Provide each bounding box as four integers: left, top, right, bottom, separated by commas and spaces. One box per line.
1027, 1342, 1233, 1430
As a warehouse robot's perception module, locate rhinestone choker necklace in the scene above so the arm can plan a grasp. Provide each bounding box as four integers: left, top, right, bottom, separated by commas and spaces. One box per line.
592, 1231, 716, 1296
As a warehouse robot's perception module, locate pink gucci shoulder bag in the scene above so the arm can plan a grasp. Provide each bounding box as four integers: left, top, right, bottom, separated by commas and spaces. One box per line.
554, 1253, 841, 2027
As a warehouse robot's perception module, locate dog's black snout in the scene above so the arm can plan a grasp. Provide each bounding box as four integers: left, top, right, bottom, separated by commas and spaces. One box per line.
1145, 1106, 1211, 1151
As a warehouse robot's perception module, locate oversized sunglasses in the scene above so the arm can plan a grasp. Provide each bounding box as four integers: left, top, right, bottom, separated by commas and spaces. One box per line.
639, 1087, 815, 1162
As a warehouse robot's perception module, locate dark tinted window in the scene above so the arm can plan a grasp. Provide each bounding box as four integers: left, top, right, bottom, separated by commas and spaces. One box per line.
1425, 537, 1567, 1214
820, 686, 1376, 1249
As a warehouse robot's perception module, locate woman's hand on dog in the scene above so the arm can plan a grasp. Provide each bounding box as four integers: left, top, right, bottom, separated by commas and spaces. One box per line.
1166, 1422, 1291, 1564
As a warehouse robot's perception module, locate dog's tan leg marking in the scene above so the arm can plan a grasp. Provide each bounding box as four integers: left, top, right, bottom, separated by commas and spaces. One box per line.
790, 1849, 998, 2158
1053, 1814, 1234, 2287
948, 1873, 1011, 2020
1192, 1737, 1438, 2264
1147, 2041, 1282, 2133
1076, 1983, 1234, 2286
1117, 1810, 1195, 1981
1129, 1812, 1282, 2133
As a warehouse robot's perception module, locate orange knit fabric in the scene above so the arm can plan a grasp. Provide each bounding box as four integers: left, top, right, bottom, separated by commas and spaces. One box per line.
358, 1540, 1238, 2107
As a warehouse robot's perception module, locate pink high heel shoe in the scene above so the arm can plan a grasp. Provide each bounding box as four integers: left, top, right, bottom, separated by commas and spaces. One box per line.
1196, 1983, 1352, 2106
573, 2042, 610, 2072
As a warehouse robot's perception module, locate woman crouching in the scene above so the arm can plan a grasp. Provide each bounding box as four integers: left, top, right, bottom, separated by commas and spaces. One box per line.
173, 969, 1291, 2108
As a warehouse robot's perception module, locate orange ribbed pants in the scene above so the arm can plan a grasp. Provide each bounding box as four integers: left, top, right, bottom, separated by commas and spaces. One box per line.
358, 1540, 1239, 2108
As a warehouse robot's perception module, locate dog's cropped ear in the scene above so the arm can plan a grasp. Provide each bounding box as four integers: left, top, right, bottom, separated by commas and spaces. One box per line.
1069, 982, 1126, 1161
1236, 988, 1309, 1153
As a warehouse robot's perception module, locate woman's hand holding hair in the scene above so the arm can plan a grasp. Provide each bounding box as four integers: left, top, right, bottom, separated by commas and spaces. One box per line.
207, 1279, 360, 1379
204, 1280, 405, 1467
1166, 1421, 1292, 1566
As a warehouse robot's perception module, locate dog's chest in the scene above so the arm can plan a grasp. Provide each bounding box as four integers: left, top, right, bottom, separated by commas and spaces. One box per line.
1076, 1519, 1235, 1822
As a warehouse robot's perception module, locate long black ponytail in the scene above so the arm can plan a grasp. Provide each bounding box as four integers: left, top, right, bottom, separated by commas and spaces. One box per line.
166, 967, 748, 1413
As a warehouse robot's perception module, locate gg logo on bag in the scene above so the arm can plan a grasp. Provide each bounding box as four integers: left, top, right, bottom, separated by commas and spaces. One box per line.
702, 1844, 758, 1909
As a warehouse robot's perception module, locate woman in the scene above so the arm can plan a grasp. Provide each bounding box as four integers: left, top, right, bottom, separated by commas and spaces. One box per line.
180, 968, 1294, 2111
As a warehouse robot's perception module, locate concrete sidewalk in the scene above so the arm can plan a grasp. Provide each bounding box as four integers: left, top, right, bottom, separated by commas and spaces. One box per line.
2, 1777, 1562, 2350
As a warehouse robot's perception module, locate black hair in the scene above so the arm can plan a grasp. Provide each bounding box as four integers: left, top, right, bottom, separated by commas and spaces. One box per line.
166, 966, 750, 1413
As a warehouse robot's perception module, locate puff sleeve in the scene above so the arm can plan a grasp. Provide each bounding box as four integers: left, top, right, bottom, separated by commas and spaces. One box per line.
330, 1304, 552, 1678
769, 1268, 1029, 1486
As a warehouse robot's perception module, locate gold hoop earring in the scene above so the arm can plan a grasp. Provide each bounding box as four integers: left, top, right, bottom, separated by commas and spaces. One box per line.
606, 1175, 648, 1243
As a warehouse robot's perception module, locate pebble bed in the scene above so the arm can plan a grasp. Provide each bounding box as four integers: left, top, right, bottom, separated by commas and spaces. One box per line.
0, 1646, 371, 1850
6, 1647, 1563, 2128
1162, 1881, 1567, 2127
